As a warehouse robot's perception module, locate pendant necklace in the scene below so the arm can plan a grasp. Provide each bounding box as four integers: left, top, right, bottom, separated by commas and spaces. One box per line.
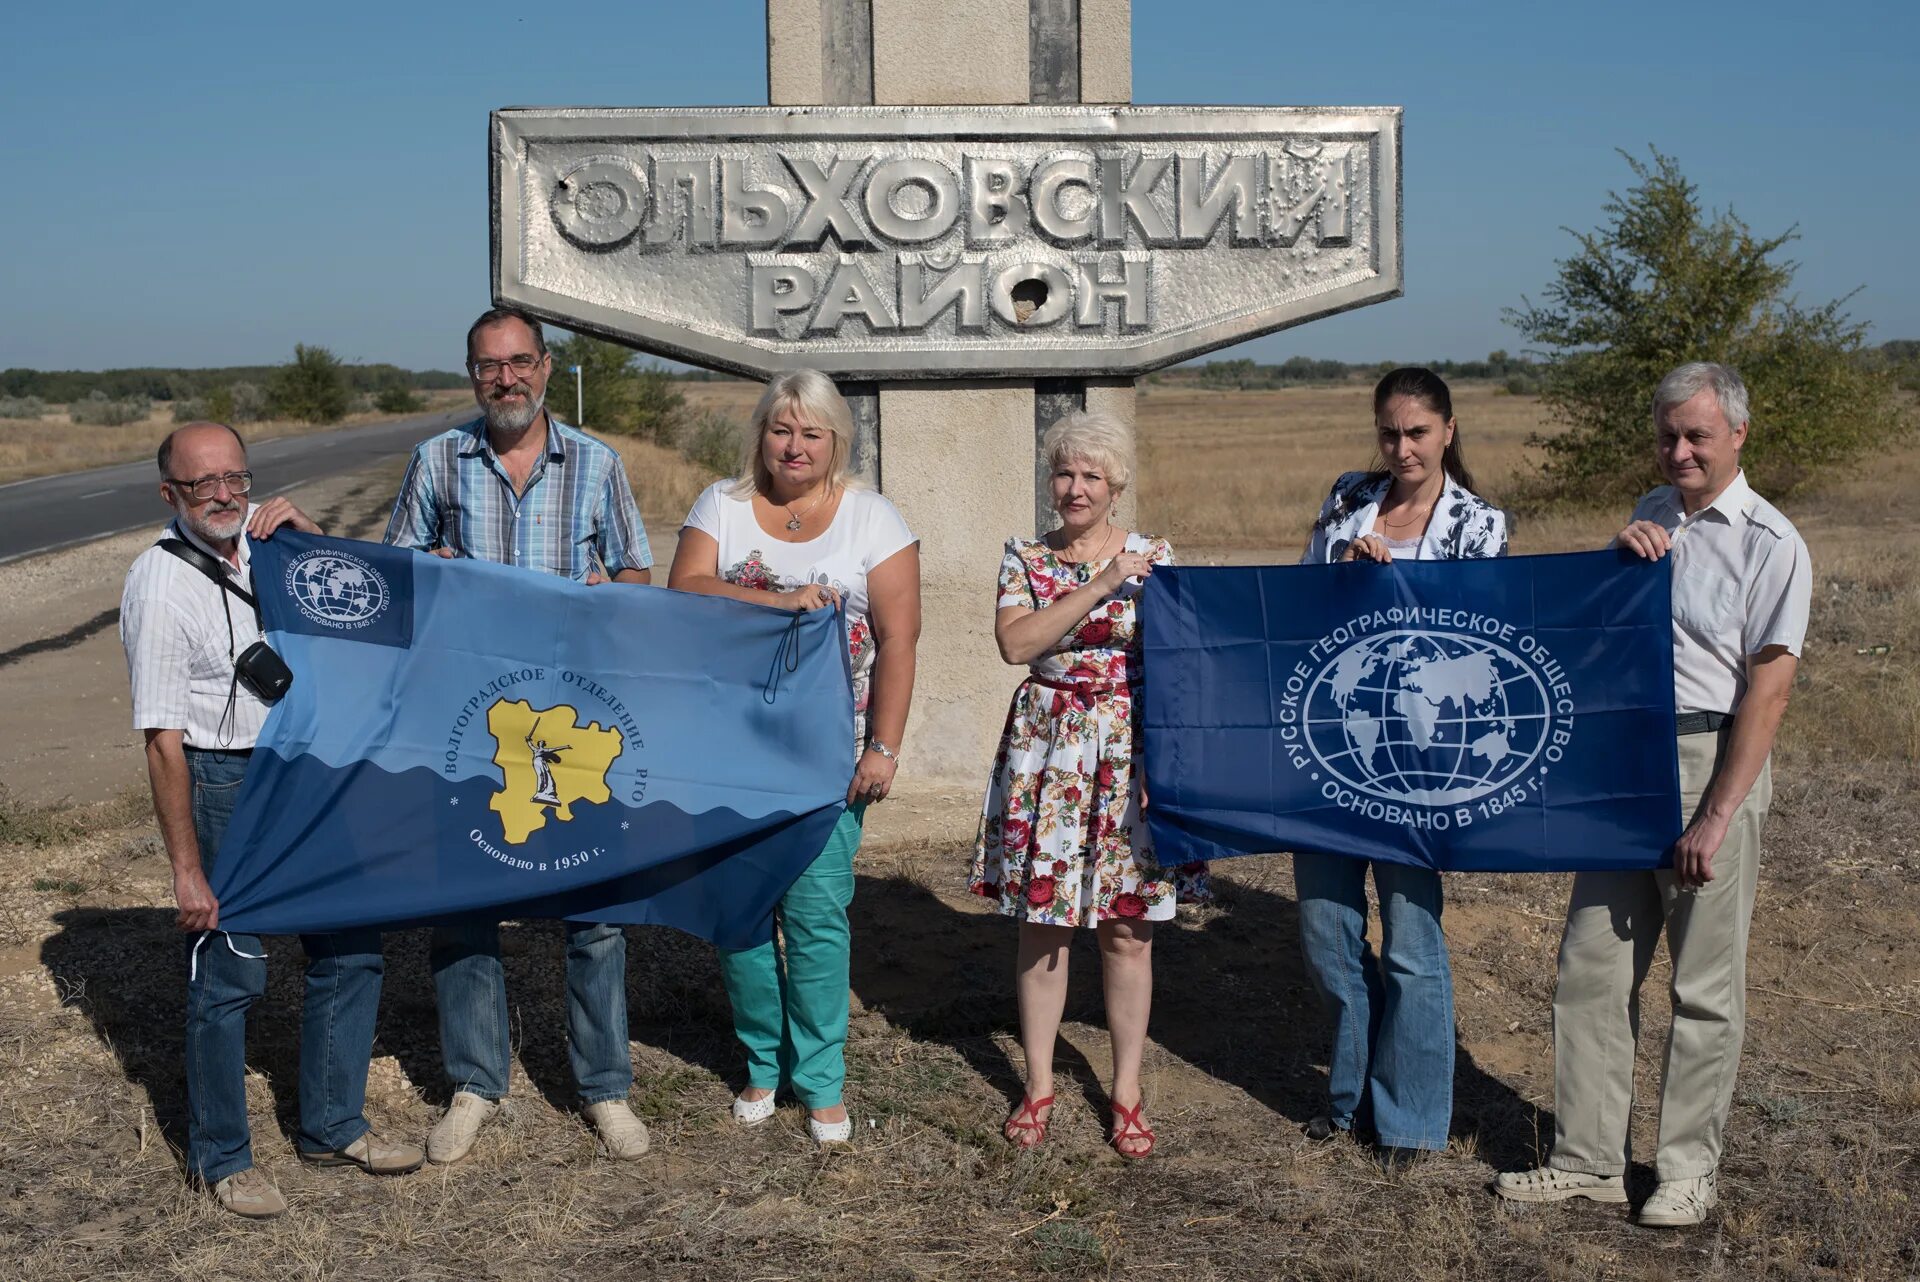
782, 488, 827, 532
1067, 525, 1118, 583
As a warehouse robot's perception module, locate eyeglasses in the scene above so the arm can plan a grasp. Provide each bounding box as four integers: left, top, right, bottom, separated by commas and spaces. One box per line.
468, 353, 544, 379
165, 470, 254, 502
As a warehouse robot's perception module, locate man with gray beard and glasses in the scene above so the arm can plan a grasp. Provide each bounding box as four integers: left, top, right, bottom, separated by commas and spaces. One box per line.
120, 423, 424, 1218
384, 306, 654, 1165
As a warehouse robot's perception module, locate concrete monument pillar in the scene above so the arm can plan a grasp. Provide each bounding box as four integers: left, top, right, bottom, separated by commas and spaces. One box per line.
488, 28, 1401, 817
767, 0, 1137, 788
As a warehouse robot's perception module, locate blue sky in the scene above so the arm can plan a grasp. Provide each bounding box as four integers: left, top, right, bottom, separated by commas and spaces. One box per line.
2, 1, 1914, 372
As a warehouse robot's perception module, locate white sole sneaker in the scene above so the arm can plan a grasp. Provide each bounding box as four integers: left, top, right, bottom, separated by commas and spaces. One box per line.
584, 1100, 652, 1160
1637, 1176, 1719, 1227
731, 1092, 778, 1126
1494, 1167, 1628, 1204
427, 1092, 499, 1165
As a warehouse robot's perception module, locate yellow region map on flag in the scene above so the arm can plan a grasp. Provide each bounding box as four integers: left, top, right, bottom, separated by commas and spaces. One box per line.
487, 699, 624, 843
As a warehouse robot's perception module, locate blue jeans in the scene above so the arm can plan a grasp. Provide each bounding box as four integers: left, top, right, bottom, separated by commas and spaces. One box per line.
183, 749, 386, 1184
430, 919, 631, 1104
1293, 852, 1455, 1151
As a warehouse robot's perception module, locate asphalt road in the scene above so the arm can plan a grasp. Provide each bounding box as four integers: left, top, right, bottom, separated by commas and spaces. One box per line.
0, 406, 470, 564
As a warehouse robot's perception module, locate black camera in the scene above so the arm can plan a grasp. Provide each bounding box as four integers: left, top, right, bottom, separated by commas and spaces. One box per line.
233, 640, 294, 701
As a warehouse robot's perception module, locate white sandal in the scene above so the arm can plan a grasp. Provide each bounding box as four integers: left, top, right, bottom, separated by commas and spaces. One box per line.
731, 1092, 777, 1126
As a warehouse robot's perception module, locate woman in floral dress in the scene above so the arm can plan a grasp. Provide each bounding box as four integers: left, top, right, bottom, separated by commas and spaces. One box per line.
968, 410, 1206, 1160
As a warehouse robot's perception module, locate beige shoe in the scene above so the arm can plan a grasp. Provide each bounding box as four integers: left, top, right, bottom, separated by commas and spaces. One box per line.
301, 1129, 425, 1175
427, 1091, 499, 1165
211, 1167, 288, 1220
584, 1100, 651, 1160
1638, 1173, 1719, 1227
1494, 1165, 1627, 1204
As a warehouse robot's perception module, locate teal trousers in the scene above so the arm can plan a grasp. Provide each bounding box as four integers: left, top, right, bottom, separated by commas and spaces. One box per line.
717, 804, 863, 1109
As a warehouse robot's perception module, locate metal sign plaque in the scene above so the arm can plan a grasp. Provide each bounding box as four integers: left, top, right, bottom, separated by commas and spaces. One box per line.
492, 106, 1401, 378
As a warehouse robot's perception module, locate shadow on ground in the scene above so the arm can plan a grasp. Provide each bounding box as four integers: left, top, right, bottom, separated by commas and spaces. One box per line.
41, 863, 1549, 1174
845, 864, 1550, 1170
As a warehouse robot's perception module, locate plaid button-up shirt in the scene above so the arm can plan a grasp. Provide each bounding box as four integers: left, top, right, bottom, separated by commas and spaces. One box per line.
383, 414, 651, 580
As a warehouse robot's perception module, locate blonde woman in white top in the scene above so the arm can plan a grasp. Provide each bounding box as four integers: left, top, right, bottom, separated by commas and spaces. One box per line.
669, 369, 921, 1146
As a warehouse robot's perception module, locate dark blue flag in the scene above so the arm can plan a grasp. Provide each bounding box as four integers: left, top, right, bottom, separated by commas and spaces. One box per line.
1141, 550, 1681, 872
210, 531, 852, 948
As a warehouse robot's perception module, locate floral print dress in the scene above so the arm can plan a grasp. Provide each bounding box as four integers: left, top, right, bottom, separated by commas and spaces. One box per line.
968, 533, 1209, 926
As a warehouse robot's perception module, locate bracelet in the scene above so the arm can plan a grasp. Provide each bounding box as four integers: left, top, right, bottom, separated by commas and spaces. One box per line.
866, 739, 899, 762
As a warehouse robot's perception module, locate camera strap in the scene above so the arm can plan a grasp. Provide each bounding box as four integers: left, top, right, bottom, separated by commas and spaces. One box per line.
156, 533, 261, 622
156, 530, 269, 745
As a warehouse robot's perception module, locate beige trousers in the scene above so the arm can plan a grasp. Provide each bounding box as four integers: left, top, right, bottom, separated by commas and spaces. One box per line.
1548, 729, 1771, 1180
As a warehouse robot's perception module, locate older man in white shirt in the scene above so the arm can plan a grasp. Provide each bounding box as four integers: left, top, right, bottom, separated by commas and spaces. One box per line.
120, 422, 423, 1218
1496, 363, 1812, 1226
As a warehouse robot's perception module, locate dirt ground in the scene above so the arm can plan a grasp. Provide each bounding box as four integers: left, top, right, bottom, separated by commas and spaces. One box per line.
0, 386, 1916, 1281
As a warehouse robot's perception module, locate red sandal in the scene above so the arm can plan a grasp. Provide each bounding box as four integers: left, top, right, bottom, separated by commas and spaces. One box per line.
1109, 1099, 1156, 1160
1003, 1094, 1055, 1149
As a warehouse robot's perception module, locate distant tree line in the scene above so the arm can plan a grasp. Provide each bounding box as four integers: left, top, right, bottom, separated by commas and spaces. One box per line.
1158, 351, 1550, 395
1158, 339, 1917, 404
0, 361, 466, 403
0, 346, 467, 426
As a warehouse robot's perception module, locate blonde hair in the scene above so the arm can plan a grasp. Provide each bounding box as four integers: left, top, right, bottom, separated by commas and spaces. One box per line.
728, 368, 862, 499
1041, 410, 1134, 494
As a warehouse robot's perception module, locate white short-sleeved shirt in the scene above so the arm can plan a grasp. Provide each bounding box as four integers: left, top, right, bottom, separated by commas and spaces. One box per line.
1628, 470, 1812, 715
120, 511, 271, 750
683, 482, 916, 753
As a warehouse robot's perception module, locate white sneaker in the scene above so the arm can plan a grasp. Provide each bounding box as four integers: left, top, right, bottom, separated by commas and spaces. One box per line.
1494, 1165, 1628, 1204
1638, 1173, 1719, 1227
732, 1091, 778, 1126
808, 1113, 852, 1147
427, 1091, 498, 1165
585, 1099, 652, 1160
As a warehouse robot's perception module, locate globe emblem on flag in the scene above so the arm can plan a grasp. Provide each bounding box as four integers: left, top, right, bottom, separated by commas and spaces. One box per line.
1304, 629, 1550, 806
287, 551, 389, 628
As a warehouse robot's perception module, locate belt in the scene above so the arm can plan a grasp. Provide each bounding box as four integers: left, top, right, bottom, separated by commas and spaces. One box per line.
1674, 711, 1733, 736
184, 745, 254, 757
1025, 674, 1140, 696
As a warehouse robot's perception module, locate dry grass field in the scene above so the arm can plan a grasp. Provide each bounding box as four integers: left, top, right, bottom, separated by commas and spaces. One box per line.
1137, 381, 1614, 559
0, 383, 1915, 1281
0, 391, 472, 486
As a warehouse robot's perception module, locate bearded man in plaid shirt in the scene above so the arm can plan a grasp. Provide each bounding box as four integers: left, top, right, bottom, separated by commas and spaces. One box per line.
384, 306, 654, 1164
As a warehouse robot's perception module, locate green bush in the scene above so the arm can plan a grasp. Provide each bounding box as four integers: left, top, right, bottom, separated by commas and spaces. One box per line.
267, 344, 350, 424
376, 385, 424, 414
544, 333, 686, 443
1507, 148, 1907, 501
0, 394, 47, 419
70, 391, 149, 426
675, 409, 745, 476
228, 382, 267, 424
170, 398, 208, 423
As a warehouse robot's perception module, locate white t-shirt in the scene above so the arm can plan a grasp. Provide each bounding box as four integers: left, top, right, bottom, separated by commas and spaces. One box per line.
684, 481, 917, 751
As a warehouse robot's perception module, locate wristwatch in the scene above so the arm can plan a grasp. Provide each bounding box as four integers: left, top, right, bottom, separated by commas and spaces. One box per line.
867, 739, 899, 762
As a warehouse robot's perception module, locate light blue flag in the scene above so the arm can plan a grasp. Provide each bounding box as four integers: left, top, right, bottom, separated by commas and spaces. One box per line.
210, 531, 852, 948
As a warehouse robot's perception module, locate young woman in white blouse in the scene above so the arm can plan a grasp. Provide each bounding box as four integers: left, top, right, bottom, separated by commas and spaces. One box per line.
1296, 367, 1508, 1172
668, 368, 921, 1146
